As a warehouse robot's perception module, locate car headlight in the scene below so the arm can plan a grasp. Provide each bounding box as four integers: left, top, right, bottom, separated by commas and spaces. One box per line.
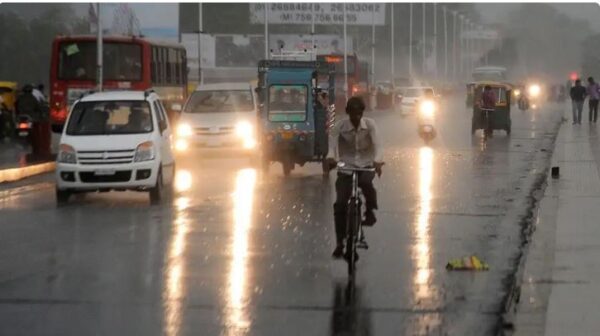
177, 123, 192, 137
514, 89, 521, 97
419, 100, 435, 118
175, 139, 188, 152
528, 84, 541, 97
235, 120, 254, 138
134, 141, 155, 162
58, 144, 77, 164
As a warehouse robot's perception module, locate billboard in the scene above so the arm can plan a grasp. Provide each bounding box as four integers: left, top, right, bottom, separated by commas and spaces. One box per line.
250, 3, 385, 26
269, 34, 353, 54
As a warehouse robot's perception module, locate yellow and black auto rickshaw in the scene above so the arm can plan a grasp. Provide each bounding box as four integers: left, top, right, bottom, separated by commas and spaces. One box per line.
0, 81, 18, 137
471, 81, 512, 136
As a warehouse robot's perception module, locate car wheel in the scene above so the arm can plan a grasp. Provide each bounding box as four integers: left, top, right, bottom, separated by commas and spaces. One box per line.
149, 170, 164, 205
56, 188, 71, 206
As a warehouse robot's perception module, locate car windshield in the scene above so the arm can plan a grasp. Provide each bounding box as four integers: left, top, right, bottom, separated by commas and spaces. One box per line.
403, 88, 424, 97
268, 85, 307, 122
66, 100, 153, 135
183, 90, 254, 113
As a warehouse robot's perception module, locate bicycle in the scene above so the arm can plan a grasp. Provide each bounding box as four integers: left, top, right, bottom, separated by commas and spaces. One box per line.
336, 162, 376, 279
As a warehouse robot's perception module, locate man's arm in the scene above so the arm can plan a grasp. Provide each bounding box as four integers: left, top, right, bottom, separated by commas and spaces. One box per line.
368, 119, 383, 163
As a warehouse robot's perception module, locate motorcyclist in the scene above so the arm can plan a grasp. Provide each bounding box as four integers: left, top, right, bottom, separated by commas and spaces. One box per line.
15, 84, 50, 158
327, 96, 384, 260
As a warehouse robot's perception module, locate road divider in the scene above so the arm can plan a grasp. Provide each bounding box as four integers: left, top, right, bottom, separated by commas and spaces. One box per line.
0, 162, 55, 184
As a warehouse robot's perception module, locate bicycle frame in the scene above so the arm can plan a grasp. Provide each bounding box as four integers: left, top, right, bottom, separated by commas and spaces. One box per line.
338, 164, 375, 278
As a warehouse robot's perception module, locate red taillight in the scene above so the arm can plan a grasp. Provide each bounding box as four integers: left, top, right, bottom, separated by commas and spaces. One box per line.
18, 122, 29, 129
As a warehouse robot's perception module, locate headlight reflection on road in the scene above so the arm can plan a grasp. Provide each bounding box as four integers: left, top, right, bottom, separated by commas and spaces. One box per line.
226, 168, 257, 334
163, 196, 190, 336
414, 147, 434, 300
175, 170, 192, 192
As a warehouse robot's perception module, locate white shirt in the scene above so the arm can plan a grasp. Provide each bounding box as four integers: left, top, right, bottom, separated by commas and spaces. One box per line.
327, 116, 383, 168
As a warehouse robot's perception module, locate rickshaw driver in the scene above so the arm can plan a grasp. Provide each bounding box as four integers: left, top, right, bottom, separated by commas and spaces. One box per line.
481, 85, 497, 137
326, 97, 384, 259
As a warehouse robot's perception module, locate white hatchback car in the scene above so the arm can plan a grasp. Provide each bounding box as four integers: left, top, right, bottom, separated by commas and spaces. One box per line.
55, 90, 175, 205
174, 83, 257, 154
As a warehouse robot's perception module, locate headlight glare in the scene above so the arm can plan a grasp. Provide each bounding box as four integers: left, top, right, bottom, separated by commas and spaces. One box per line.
528, 84, 541, 97
177, 123, 192, 137
235, 121, 254, 138
419, 100, 435, 118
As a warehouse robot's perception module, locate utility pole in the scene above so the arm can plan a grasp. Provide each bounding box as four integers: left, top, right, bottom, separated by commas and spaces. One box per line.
264, 4, 269, 59
343, 3, 348, 102
197, 3, 203, 84
311, 2, 316, 59
391, 3, 395, 82
452, 11, 457, 81
433, 2, 437, 81
422, 3, 426, 76
371, 4, 375, 88
443, 7, 448, 80
96, 3, 103, 91
409, 3, 413, 78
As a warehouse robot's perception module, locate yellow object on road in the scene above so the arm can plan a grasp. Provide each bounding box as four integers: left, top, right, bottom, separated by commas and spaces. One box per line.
446, 255, 490, 271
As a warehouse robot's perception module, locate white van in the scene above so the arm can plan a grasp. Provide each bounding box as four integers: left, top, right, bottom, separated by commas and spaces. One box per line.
55, 90, 175, 205
174, 83, 257, 154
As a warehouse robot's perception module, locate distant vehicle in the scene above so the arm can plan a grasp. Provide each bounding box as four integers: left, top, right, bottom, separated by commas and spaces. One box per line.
472, 66, 507, 82
396, 86, 436, 112
49, 35, 188, 131
174, 82, 258, 154
317, 54, 365, 109
55, 90, 175, 205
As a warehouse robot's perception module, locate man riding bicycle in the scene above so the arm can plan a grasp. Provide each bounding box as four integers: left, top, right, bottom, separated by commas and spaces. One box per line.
327, 97, 384, 259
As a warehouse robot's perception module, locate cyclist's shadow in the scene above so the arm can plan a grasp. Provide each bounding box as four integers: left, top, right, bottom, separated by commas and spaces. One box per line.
329, 280, 372, 336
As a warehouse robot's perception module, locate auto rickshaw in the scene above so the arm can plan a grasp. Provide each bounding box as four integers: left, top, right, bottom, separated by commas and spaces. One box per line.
255, 60, 335, 176
0, 81, 18, 137
471, 81, 512, 136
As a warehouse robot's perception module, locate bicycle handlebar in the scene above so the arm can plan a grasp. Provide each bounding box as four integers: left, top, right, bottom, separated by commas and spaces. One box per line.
336, 163, 376, 173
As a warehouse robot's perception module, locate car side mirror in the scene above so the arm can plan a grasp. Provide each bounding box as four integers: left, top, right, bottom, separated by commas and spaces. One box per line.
51, 124, 64, 134
171, 103, 182, 112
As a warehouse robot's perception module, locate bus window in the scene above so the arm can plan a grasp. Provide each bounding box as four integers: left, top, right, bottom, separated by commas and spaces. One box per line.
174, 49, 181, 84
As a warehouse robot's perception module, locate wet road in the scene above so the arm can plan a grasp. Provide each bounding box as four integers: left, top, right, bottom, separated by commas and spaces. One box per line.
0, 97, 562, 335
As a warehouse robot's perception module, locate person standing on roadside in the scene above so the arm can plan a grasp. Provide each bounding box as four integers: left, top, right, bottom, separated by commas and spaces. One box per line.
570, 79, 587, 125
587, 77, 599, 123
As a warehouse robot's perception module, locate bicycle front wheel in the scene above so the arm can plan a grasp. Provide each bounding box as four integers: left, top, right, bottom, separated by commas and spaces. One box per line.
346, 198, 359, 278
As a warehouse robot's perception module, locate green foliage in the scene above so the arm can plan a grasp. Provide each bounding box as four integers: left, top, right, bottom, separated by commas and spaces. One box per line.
0, 4, 87, 87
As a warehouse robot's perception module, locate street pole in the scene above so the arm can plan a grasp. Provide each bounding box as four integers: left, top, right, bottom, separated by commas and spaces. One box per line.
96, 3, 102, 91
198, 3, 203, 85
391, 3, 395, 82
443, 7, 448, 80
371, 4, 375, 88
343, 3, 348, 102
458, 15, 464, 79
311, 2, 315, 59
422, 3, 426, 76
264, 4, 269, 59
452, 11, 457, 81
433, 2, 437, 81
409, 3, 413, 79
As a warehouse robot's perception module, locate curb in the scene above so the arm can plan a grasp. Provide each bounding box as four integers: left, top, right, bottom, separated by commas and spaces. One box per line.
0, 162, 56, 184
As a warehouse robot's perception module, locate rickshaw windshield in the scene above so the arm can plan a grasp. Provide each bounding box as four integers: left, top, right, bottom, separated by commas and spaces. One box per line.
476, 85, 508, 105
268, 85, 308, 122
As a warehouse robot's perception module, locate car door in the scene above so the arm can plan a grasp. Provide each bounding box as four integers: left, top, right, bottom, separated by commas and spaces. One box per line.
152, 98, 175, 184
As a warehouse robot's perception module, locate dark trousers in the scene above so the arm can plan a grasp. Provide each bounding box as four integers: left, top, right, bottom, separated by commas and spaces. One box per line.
589, 99, 599, 123
30, 121, 51, 158
333, 171, 377, 245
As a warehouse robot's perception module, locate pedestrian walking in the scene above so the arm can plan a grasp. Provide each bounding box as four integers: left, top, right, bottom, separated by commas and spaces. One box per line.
570, 79, 587, 124
587, 77, 599, 123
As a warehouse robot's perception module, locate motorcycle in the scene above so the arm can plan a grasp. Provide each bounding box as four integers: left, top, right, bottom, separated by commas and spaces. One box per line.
417, 99, 437, 144
15, 114, 33, 144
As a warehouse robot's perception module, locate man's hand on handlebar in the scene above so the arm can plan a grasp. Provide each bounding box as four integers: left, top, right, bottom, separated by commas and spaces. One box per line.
374, 162, 384, 177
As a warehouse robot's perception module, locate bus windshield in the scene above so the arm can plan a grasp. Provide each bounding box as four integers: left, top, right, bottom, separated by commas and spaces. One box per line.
58, 41, 142, 81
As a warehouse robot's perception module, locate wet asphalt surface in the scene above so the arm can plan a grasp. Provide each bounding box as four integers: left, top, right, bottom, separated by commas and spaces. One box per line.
0, 96, 563, 336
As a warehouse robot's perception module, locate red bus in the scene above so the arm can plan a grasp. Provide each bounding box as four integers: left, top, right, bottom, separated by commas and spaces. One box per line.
316, 54, 368, 109
49, 35, 187, 129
